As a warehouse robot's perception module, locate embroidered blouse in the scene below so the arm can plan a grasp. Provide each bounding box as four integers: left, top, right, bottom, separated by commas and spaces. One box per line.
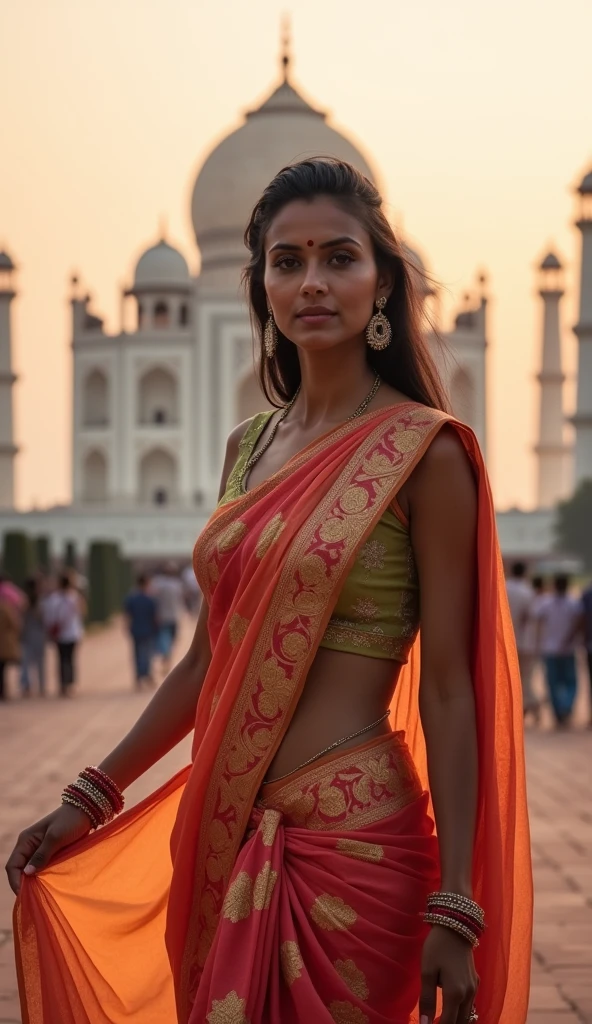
220, 413, 420, 663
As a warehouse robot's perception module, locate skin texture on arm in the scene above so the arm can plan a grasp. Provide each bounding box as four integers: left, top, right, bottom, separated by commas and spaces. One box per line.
406, 425, 480, 1024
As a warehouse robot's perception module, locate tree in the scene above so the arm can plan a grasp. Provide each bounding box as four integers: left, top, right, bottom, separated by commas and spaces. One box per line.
2, 531, 37, 586
555, 480, 592, 570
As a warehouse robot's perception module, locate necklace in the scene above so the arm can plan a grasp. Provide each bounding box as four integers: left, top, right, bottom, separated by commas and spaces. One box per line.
241, 372, 382, 493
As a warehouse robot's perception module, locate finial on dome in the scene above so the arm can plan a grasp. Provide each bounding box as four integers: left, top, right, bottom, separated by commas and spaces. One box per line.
159, 215, 168, 243
280, 14, 292, 82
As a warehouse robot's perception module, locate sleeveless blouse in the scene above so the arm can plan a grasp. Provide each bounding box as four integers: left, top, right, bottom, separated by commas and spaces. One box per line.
219, 413, 420, 663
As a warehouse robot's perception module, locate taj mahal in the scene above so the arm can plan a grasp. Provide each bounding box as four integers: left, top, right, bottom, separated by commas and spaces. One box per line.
1, 41, 591, 560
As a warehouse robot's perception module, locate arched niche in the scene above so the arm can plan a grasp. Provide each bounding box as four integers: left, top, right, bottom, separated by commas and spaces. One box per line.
138, 366, 179, 425
236, 367, 265, 424
450, 365, 476, 428
82, 449, 107, 502
138, 448, 177, 504
83, 369, 109, 427
153, 301, 170, 328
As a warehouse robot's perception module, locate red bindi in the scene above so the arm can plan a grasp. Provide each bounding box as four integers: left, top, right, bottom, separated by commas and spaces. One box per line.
307, 239, 314, 247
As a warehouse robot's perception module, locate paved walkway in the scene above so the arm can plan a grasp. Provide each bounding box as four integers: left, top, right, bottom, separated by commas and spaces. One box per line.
0, 620, 591, 1022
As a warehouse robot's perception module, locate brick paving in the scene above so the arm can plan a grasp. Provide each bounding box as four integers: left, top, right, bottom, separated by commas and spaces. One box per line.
0, 622, 591, 1022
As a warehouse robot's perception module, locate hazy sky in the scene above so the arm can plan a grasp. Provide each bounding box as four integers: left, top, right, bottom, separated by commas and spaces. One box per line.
1, 0, 590, 510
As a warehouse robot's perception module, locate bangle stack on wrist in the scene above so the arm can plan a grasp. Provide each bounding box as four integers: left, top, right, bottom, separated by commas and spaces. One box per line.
422, 891, 485, 948
61, 766, 124, 830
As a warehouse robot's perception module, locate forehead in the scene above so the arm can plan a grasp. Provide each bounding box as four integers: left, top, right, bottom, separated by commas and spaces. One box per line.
265, 196, 369, 247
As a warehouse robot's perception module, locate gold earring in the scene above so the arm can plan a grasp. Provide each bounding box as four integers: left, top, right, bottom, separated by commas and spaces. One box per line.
264, 303, 278, 358
366, 296, 392, 351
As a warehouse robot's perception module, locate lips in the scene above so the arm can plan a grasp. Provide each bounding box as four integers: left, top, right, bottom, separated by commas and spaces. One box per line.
296, 305, 336, 324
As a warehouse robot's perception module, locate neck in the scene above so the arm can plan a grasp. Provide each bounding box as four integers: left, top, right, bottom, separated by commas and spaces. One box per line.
292, 338, 376, 429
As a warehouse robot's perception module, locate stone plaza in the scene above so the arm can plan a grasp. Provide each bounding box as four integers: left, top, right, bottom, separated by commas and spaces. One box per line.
0, 618, 591, 1022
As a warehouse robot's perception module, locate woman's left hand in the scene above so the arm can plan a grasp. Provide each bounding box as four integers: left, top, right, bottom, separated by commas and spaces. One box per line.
419, 924, 479, 1024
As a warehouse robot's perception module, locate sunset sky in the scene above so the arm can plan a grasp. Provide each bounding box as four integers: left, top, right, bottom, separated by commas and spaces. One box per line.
1, 0, 590, 510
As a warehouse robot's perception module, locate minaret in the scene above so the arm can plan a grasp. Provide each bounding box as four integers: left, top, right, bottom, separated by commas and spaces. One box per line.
0, 250, 18, 508
573, 169, 592, 485
534, 252, 570, 507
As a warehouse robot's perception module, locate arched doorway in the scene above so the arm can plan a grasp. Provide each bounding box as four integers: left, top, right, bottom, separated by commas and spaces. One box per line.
138, 448, 177, 504
138, 367, 179, 425
83, 369, 109, 426
83, 450, 107, 501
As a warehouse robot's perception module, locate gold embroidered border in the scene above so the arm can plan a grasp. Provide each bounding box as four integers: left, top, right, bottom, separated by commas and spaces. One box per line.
181, 405, 449, 1011
321, 621, 410, 661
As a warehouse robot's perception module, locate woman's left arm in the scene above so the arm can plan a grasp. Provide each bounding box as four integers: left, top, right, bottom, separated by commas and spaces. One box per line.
407, 425, 479, 1024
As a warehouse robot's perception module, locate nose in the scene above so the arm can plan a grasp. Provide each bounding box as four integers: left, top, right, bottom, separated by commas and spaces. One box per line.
299, 259, 329, 297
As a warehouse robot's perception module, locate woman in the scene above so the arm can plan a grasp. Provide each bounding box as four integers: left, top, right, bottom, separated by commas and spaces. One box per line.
6, 159, 532, 1024
43, 572, 85, 696
19, 577, 48, 698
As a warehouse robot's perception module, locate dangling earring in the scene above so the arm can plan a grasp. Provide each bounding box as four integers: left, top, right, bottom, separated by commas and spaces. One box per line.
264, 302, 278, 358
366, 296, 392, 351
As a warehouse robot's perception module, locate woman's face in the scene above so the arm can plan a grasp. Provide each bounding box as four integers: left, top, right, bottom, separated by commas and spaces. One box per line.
263, 196, 390, 352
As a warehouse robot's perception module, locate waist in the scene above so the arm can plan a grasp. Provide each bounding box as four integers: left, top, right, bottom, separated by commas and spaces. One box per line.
257, 731, 423, 832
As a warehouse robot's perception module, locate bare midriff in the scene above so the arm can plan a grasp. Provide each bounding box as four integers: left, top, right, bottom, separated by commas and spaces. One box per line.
264, 646, 402, 783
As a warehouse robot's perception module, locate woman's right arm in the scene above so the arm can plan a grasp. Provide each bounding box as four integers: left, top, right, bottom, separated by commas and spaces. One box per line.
5, 419, 250, 893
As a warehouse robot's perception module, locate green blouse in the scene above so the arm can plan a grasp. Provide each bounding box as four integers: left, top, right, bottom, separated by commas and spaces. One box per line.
219, 413, 420, 663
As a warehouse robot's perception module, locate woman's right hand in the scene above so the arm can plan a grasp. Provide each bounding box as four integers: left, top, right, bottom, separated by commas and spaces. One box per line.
5, 804, 92, 895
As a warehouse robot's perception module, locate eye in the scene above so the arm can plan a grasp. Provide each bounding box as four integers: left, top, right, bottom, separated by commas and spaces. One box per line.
329, 251, 355, 266
274, 255, 301, 270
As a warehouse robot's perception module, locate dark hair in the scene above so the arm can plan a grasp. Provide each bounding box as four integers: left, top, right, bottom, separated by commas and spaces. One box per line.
137, 572, 148, 587
531, 575, 544, 592
59, 573, 71, 590
511, 561, 527, 578
554, 574, 569, 595
243, 158, 449, 410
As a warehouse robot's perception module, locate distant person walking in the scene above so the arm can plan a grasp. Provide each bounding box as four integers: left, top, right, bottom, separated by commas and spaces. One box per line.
152, 562, 184, 674
44, 573, 86, 697
580, 581, 592, 727
0, 589, 21, 701
181, 563, 202, 616
124, 574, 158, 689
20, 578, 47, 698
506, 562, 538, 717
535, 574, 583, 727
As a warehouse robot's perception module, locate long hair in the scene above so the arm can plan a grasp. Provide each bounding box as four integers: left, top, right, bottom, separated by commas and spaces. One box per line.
243, 157, 449, 411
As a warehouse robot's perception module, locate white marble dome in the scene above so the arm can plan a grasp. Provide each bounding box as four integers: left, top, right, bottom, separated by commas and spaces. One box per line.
133, 239, 190, 291
191, 75, 376, 263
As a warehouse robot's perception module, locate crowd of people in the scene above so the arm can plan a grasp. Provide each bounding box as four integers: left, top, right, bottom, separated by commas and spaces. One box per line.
0, 571, 85, 700
0, 561, 201, 700
506, 562, 592, 728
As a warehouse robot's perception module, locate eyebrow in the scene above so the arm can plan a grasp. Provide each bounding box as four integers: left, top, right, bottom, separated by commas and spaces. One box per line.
268, 235, 363, 253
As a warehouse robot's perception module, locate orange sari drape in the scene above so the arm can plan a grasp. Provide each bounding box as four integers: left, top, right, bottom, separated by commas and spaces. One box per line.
14, 403, 532, 1024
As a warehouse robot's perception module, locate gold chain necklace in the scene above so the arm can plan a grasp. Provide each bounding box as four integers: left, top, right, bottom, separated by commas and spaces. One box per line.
242, 372, 382, 493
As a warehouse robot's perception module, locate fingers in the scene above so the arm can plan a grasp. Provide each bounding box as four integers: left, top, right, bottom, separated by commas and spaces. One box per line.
419, 967, 438, 1024
23, 832, 61, 877
458, 976, 480, 1024
440, 980, 479, 1024
5, 828, 45, 895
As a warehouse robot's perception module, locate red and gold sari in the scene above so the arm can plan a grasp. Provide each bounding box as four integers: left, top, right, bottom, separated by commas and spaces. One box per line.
15, 403, 532, 1024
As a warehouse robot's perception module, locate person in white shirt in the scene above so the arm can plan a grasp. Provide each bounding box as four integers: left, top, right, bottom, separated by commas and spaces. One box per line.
534, 574, 583, 726
151, 563, 184, 674
505, 562, 539, 717
43, 574, 86, 697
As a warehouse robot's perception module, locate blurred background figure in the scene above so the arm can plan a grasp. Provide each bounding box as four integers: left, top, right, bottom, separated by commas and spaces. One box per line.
181, 562, 202, 616
152, 562, 184, 675
19, 577, 47, 698
0, 582, 21, 700
44, 572, 86, 697
582, 580, 592, 727
535, 574, 583, 728
506, 562, 540, 719
124, 572, 158, 690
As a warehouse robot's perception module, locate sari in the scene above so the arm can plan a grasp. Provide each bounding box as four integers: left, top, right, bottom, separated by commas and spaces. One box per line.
14, 402, 533, 1024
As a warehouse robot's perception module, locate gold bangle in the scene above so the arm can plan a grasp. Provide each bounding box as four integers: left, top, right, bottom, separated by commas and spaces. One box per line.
423, 912, 480, 948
